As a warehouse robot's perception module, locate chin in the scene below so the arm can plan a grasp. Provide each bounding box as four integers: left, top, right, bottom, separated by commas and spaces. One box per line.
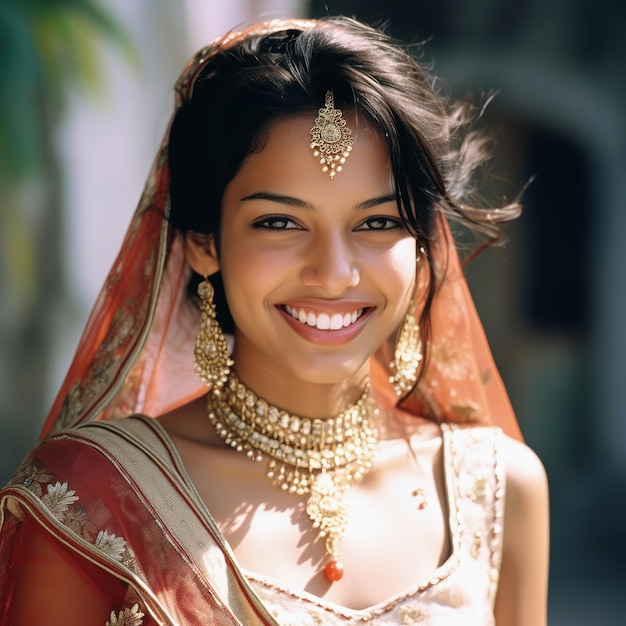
290, 357, 370, 387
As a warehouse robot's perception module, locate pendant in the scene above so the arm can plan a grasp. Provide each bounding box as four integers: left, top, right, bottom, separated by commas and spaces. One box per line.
324, 559, 344, 582
306, 473, 349, 582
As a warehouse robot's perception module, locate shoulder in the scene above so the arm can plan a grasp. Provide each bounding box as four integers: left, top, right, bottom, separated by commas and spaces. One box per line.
500, 435, 549, 509
5, 416, 164, 493
495, 436, 550, 624
447, 426, 549, 517
498, 435, 550, 569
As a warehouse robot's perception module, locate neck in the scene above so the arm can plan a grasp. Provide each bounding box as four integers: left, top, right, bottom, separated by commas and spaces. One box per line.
231, 362, 371, 420
206, 364, 380, 583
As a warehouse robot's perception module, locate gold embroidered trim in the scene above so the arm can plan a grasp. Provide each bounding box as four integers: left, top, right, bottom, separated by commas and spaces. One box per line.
14, 457, 139, 572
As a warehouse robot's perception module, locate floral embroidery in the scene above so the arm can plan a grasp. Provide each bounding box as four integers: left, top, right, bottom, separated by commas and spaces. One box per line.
13, 459, 140, 573
461, 472, 490, 504
54, 266, 156, 433
57, 377, 105, 433
95, 530, 128, 562
432, 337, 472, 381
105, 603, 144, 626
98, 308, 139, 353
40, 482, 80, 518
399, 604, 428, 623
430, 583, 466, 609
63, 503, 99, 541
11, 457, 53, 497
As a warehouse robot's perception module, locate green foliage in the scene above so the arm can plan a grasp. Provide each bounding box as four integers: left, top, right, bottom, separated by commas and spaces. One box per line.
0, 0, 136, 318
0, 0, 136, 176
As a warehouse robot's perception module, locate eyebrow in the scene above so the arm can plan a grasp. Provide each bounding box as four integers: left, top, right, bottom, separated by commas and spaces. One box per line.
240, 192, 397, 211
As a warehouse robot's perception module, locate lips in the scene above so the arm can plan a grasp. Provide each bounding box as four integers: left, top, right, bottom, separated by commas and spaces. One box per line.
283, 305, 364, 331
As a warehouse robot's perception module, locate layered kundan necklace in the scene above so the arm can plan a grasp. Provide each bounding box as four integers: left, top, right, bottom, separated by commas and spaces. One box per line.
207, 371, 379, 582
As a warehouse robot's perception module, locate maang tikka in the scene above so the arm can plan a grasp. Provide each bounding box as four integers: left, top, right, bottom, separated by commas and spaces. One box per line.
310, 90, 354, 179
194, 278, 233, 394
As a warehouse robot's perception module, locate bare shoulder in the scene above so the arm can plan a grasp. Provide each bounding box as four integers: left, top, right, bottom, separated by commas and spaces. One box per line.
499, 435, 549, 507
494, 434, 550, 625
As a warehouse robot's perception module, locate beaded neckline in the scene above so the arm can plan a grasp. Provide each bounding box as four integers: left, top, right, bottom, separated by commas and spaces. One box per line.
207, 371, 379, 581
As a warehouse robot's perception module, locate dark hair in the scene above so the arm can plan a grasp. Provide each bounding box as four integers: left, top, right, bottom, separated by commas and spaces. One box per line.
167, 16, 519, 339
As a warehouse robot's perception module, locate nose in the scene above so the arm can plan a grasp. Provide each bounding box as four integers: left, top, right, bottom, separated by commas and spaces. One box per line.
300, 231, 360, 295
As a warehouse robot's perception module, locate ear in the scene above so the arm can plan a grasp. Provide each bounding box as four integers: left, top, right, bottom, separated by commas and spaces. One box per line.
185, 231, 220, 277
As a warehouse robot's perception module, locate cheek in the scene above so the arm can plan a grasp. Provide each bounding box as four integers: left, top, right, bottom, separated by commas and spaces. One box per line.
381, 238, 418, 288
378, 239, 419, 326
223, 245, 291, 286
218, 245, 288, 317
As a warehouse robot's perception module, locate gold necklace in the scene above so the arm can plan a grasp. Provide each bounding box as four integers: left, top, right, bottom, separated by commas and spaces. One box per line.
207, 371, 379, 582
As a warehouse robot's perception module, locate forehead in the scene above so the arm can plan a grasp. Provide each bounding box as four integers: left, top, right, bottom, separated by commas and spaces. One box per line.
229, 113, 393, 198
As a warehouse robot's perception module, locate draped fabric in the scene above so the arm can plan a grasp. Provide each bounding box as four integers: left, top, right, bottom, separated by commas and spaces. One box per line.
1, 418, 504, 625
1, 417, 276, 625
1, 17, 521, 626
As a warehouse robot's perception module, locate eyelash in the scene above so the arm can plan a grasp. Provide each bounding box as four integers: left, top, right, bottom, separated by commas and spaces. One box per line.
251, 215, 301, 230
355, 217, 404, 231
251, 215, 404, 232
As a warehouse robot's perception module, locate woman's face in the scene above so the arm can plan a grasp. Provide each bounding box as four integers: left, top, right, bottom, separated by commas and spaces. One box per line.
215, 114, 417, 389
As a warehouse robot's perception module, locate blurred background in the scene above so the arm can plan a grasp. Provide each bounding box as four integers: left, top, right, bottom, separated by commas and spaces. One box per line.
1, 0, 624, 623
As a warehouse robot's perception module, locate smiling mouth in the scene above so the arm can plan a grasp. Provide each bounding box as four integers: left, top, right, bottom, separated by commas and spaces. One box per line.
283, 305, 365, 331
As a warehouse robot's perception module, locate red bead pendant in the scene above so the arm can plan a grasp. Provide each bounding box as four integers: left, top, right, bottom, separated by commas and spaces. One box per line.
324, 559, 344, 582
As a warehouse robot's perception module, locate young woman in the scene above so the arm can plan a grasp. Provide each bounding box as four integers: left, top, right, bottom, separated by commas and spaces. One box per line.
0, 17, 549, 626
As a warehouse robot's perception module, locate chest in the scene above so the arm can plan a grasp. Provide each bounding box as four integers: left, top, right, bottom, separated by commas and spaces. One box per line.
176, 435, 451, 609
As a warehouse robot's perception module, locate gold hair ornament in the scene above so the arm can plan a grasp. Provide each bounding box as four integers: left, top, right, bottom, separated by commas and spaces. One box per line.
310, 90, 354, 179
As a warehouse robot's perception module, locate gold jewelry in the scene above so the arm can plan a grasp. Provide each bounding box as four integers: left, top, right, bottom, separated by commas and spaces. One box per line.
389, 298, 423, 397
193, 279, 233, 393
207, 371, 379, 582
310, 90, 354, 179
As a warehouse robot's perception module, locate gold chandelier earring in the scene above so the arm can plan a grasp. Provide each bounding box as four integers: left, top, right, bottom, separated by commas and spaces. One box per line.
389, 297, 423, 398
194, 278, 233, 394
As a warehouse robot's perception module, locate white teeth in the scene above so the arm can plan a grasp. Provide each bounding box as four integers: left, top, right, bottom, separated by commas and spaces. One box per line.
317, 313, 330, 330
330, 313, 344, 330
284, 305, 364, 330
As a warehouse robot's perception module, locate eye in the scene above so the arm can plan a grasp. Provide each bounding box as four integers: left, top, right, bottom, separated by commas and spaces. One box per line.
355, 216, 404, 231
252, 215, 302, 231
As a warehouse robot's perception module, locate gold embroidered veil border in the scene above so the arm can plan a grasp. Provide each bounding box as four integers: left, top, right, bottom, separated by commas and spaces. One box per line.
40, 19, 522, 442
